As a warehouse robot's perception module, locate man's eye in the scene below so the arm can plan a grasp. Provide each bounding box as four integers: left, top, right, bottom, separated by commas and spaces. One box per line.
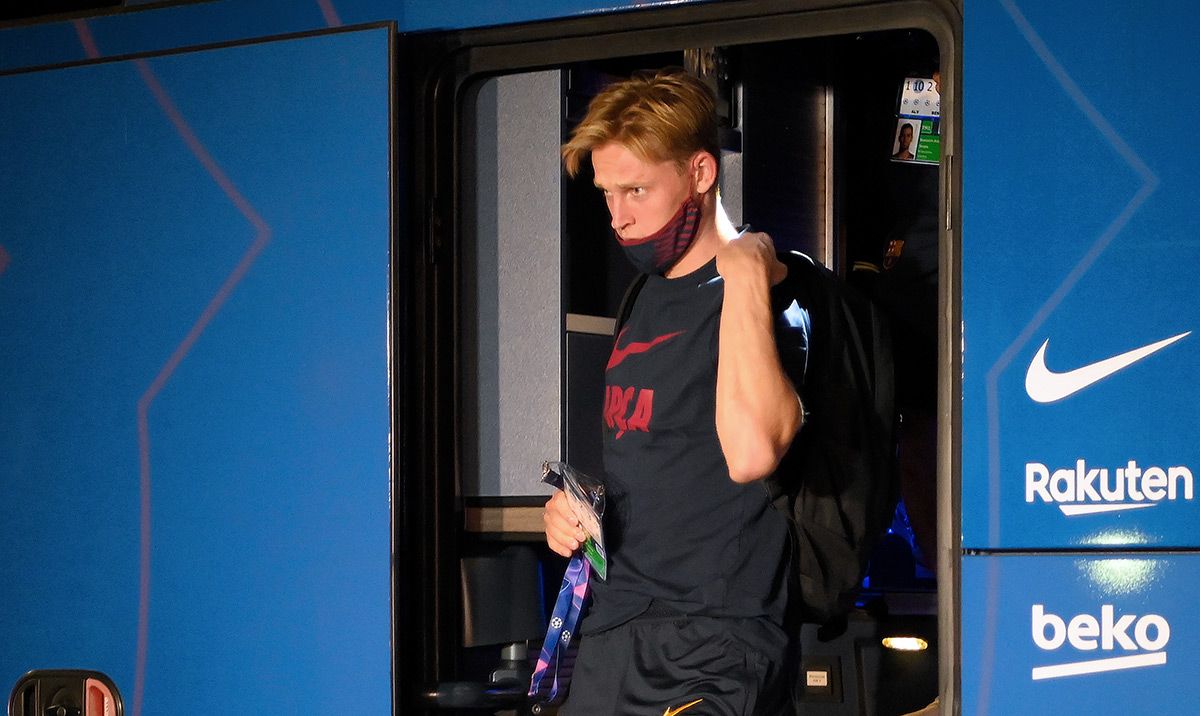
630, 187, 645, 196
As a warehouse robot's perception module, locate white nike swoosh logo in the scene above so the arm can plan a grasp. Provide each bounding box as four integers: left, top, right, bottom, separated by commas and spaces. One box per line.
1025, 331, 1191, 403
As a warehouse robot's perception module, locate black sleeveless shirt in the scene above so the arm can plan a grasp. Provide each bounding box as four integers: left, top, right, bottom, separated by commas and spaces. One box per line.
587, 257, 798, 633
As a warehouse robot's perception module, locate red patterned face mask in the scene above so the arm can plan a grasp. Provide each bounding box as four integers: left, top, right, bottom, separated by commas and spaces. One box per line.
613, 195, 702, 275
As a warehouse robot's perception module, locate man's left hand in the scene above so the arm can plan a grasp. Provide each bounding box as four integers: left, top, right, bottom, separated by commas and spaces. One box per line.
716, 230, 787, 286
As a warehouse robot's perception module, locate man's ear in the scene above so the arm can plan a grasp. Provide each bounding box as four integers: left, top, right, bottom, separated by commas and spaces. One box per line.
691, 151, 718, 194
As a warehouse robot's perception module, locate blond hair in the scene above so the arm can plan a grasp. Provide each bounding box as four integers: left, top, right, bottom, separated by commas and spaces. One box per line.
561, 69, 720, 181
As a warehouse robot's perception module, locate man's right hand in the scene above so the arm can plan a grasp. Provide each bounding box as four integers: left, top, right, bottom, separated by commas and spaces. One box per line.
544, 489, 588, 558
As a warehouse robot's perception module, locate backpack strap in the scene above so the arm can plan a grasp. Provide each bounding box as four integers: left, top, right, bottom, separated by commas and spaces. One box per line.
614, 273, 649, 336
866, 298, 896, 430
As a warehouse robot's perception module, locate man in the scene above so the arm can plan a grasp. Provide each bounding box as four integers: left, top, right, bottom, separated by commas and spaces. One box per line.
892, 121, 915, 160
543, 69, 805, 715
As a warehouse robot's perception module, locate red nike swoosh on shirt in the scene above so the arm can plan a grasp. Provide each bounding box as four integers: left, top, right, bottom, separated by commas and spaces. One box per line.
606, 329, 685, 371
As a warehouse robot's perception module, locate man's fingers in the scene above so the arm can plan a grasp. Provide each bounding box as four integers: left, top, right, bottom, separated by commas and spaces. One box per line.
543, 490, 590, 557
770, 256, 788, 286
546, 527, 579, 556
543, 505, 583, 556
547, 492, 588, 540
546, 533, 574, 558
547, 512, 585, 547
544, 507, 574, 534
543, 510, 575, 556
735, 231, 773, 251
738, 234, 769, 249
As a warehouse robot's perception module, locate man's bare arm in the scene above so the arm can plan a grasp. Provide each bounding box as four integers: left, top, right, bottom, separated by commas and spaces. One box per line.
715, 231, 803, 483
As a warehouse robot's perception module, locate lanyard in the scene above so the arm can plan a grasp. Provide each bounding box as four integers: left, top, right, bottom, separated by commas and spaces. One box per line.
528, 554, 591, 703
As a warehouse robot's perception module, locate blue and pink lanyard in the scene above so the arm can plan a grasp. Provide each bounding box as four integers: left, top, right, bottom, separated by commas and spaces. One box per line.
528, 554, 591, 703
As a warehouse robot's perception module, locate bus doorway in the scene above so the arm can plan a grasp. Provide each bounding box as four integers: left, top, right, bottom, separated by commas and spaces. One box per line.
404, 3, 959, 712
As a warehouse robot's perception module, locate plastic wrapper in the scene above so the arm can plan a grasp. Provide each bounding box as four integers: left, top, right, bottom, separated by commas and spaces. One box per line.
542, 460, 607, 580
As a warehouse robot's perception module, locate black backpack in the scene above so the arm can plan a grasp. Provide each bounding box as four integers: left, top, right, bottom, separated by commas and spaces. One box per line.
614, 250, 898, 626
769, 250, 898, 626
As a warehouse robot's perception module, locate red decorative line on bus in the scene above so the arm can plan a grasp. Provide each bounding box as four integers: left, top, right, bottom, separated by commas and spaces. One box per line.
317, 0, 343, 27
72, 19, 100, 59
75, 20, 273, 716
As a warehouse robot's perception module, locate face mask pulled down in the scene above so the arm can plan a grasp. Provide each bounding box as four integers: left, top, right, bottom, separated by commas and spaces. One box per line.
614, 195, 701, 275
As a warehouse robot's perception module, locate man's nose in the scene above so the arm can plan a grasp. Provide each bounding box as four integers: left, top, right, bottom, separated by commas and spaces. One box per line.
609, 198, 632, 233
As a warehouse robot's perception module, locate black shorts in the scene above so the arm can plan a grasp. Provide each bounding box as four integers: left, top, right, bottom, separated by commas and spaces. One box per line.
560, 610, 790, 716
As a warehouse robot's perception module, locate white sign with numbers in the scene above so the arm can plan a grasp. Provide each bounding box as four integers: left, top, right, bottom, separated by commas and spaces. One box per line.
899, 76, 940, 119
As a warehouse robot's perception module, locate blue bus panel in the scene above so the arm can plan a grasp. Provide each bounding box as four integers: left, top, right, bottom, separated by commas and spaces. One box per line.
0, 0, 704, 74
962, 0, 1200, 550
962, 553, 1200, 714
0, 27, 392, 713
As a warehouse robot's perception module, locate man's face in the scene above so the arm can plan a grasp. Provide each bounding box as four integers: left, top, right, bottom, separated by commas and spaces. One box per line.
898, 124, 914, 151
591, 142, 694, 240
